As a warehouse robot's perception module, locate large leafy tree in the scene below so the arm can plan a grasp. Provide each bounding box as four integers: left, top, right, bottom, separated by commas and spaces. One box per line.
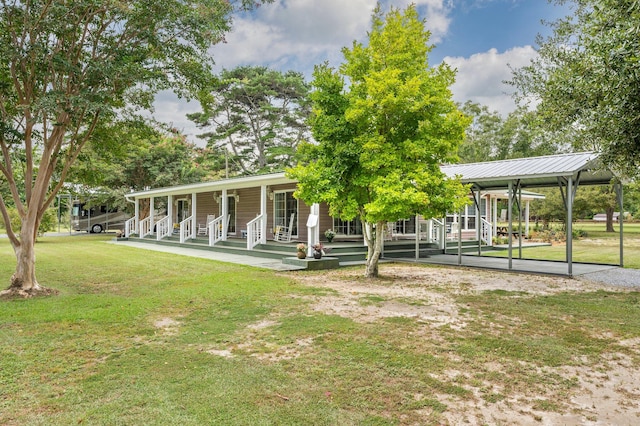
189, 66, 311, 175
511, 0, 640, 178
288, 5, 469, 278
458, 102, 571, 163
70, 121, 207, 217
0, 0, 272, 298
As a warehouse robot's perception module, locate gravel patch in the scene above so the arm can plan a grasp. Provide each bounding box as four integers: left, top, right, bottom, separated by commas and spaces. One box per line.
579, 268, 640, 288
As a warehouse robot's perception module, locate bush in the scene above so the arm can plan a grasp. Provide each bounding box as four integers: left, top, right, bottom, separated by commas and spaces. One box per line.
4, 207, 57, 236
572, 228, 588, 238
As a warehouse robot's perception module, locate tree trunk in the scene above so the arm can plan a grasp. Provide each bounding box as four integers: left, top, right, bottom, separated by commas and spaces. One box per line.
364, 221, 385, 278
605, 206, 615, 233
1, 217, 54, 299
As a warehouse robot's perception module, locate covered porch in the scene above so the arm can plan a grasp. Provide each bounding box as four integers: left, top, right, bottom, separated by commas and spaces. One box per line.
124, 173, 323, 254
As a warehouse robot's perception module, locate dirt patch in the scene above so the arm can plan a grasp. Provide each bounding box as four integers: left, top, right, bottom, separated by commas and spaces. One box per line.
294, 264, 607, 327
153, 317, 181, 336
292, 264, 640, 425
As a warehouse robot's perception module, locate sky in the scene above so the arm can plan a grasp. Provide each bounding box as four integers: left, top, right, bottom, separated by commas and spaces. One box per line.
152, 0, 571, 146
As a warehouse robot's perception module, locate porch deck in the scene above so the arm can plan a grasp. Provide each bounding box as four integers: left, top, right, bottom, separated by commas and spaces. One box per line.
117, 235, 619, 278
122, 234, 443, 268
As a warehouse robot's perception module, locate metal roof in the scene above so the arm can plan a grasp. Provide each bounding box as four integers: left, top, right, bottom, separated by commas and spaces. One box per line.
441, 152, 615, 190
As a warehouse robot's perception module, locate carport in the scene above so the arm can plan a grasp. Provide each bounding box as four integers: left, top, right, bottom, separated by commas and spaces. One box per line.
439, 152, 622, 276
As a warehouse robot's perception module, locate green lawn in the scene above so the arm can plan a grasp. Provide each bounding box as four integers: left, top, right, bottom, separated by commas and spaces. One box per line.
1, 235, 639, 425
486, 222, 640, 268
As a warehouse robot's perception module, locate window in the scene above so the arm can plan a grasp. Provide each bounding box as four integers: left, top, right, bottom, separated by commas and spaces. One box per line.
274, 191, 298, 236
333, 218, 362, 236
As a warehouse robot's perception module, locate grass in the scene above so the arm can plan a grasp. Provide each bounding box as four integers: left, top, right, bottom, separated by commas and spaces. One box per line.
1, 235, 639, 425
486, 221, 640, 268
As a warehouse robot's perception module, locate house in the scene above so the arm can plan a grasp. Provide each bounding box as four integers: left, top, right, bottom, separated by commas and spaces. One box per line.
123, 151, 622, 275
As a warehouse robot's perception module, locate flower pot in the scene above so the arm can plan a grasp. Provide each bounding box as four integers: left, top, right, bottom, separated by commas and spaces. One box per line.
313, 250, 322, 259
297, 251, 307, 259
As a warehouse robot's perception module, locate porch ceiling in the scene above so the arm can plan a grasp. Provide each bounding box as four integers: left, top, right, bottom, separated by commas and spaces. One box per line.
441, 152, 615, 190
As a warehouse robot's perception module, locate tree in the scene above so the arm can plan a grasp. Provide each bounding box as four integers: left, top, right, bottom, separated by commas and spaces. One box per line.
511, 0, 640, 179
530, 185, 619, 232
288, 5, 470, 278
0, 0, 272, 298
70, 122, 207, 217
189, 66, 311, 175
458, 102, 571, 163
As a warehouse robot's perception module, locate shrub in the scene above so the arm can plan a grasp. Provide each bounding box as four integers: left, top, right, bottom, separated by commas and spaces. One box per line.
4, 207, 57, 236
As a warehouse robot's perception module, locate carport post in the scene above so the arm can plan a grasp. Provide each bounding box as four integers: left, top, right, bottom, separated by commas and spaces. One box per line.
616, 183, 624, 267
507, 181, 513, 270
518, 186, 523, 259
567, 177, 573, 276
415, 215, 420, 260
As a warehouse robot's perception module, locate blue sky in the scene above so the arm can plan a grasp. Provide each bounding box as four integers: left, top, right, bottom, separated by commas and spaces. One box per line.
153, 0, 571, 145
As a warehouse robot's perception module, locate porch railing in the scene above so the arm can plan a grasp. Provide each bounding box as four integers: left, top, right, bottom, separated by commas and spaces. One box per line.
179, 216, 193, 243
139, 217, 152, 238
209, 215, 225, 246
480, 218, 493, 246
156, 216, 171, 241
246, 214, 264, 250
125, 217, 136, 238
430, 218, 446, 250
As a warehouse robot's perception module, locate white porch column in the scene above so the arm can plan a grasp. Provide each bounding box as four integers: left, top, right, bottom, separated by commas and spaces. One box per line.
307, 203, 320, 257
167, 195, 174, 232
134, 198, 140, 234
150, 197, 155, 232
191, 192, 197, 239
260, 185, 268, 244
222, 189, 228, 241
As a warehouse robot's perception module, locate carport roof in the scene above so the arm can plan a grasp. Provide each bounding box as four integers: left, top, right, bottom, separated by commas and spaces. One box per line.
441, 152, 615, 190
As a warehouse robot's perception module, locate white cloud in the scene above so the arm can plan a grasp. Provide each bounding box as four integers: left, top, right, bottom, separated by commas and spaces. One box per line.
443, 46, 537, 115
210, 0, 453, 72
387, 0, 453, 42
154, 0, 456, 146
210, 0, 377, 73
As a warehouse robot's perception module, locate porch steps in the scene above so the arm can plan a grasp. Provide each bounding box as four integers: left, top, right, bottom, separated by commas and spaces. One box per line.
444, 240, 494, 254
140, 236, 296, 260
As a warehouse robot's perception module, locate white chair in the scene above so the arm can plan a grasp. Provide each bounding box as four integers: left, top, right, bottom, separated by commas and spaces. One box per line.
197, 214, 216, 236
274, 213, 295, 242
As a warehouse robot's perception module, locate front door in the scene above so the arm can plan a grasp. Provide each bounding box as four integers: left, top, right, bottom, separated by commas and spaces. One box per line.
274, 191, 298, 236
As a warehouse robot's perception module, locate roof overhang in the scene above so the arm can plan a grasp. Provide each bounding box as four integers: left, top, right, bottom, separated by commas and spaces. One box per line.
125, 172, 291, 200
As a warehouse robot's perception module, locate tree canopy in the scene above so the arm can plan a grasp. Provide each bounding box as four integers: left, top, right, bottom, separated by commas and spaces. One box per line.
511, 0, 640, 178
458, 102, 572, 163
0, 0, 272, 297
189, 66, 311, 175
288, 5, 470, 278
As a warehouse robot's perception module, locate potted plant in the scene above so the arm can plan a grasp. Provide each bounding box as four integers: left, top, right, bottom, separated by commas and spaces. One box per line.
324, 228, 335, 243
312, 243, 324, 259
296, 243, 307, 259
